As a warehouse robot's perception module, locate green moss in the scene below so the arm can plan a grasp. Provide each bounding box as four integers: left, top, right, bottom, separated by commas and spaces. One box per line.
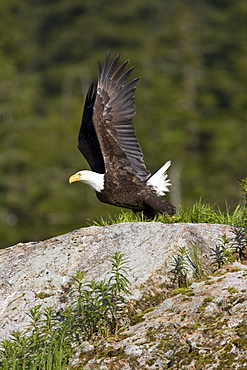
116, 332, 131, 341
235, 321, 247, 343
138, 308, 247, 369
215, 319, 228, 330
143, 307, 156, 314
198, 311, 225, 330
197, 298, 214, 313
157, 338, 173, 351
218, 346, 236, 367
204, 280, 214, 285
130, 307, 155, 326
227, 286, 239, 294
132, 291, 165, 314
186, 291, 195, 297
215, 329, 224, 336
196, 275, 211, 282
191, 323, 201, 330
35, 292, 53, 299
182, 297, 193, 302
203, 297, 214, 303
106, 336, 118, 343
145, 326, 166, 343
231, 337, 247, 349
142, 292, 165, 306
105, 347, 126, 358
212, 270, 225, 277
129, 313, 145, 326
230, 268, 241, 272
182, 323, 201, 332
146, 358, 156, 366
96, 346, 126, 360
168, 288, 193, 297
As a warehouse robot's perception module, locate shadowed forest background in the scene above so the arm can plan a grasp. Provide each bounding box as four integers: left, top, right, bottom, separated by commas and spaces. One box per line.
0, 0, 247, 248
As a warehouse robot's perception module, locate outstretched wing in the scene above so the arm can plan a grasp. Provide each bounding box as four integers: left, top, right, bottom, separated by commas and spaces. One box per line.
78, 83, 105, 174
93, 51, 151, 182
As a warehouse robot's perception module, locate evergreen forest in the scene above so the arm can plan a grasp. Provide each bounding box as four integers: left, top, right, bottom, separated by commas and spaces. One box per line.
1, 0, 247, 248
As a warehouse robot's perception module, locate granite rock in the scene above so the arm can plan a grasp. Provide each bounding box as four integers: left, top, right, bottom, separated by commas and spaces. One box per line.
0, 222, 234, 342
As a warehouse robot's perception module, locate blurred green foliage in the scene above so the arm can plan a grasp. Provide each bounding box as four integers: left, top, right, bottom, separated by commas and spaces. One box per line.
0, 0, 247, 248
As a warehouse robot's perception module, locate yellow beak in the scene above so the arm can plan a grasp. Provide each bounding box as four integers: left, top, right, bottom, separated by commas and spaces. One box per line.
69, 173, 81, 184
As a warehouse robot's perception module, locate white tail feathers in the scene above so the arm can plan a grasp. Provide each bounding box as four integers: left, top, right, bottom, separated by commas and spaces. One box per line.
147, 160, 172, 196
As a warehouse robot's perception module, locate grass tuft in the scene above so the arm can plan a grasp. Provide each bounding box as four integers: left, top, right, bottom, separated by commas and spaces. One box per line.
90, 199, 247, 228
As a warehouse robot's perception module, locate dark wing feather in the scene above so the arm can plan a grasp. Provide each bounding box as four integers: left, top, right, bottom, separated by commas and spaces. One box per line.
78, 83, 105, 174
93, 51, 151, 181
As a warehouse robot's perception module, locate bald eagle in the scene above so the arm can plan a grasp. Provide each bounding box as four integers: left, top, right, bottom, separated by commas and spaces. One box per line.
69, 52, 176, 219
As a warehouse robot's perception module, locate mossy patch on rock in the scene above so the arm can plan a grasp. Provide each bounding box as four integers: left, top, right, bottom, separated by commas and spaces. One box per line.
73, 263, 247, 369
168, 288, 194, 297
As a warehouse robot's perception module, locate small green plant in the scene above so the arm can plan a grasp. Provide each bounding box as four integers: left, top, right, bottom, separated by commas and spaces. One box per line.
230, 226, 247, 261
0, 306, 74, 370
170, 245, 205, 288
210, 235, 231, 271
186, 245, 204, 279
109, 251, 131, 296
170, 247, 191, 288
69, 251, 130, 339
68, 251, 130, 340
0, 252, 131, 369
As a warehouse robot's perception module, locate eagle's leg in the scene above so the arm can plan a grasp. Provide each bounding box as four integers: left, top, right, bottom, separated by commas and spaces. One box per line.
142, 193, 176, 219
134, 211, 150, 220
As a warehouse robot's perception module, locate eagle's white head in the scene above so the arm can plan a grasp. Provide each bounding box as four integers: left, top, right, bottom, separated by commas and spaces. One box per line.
69, 170, 104, 192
